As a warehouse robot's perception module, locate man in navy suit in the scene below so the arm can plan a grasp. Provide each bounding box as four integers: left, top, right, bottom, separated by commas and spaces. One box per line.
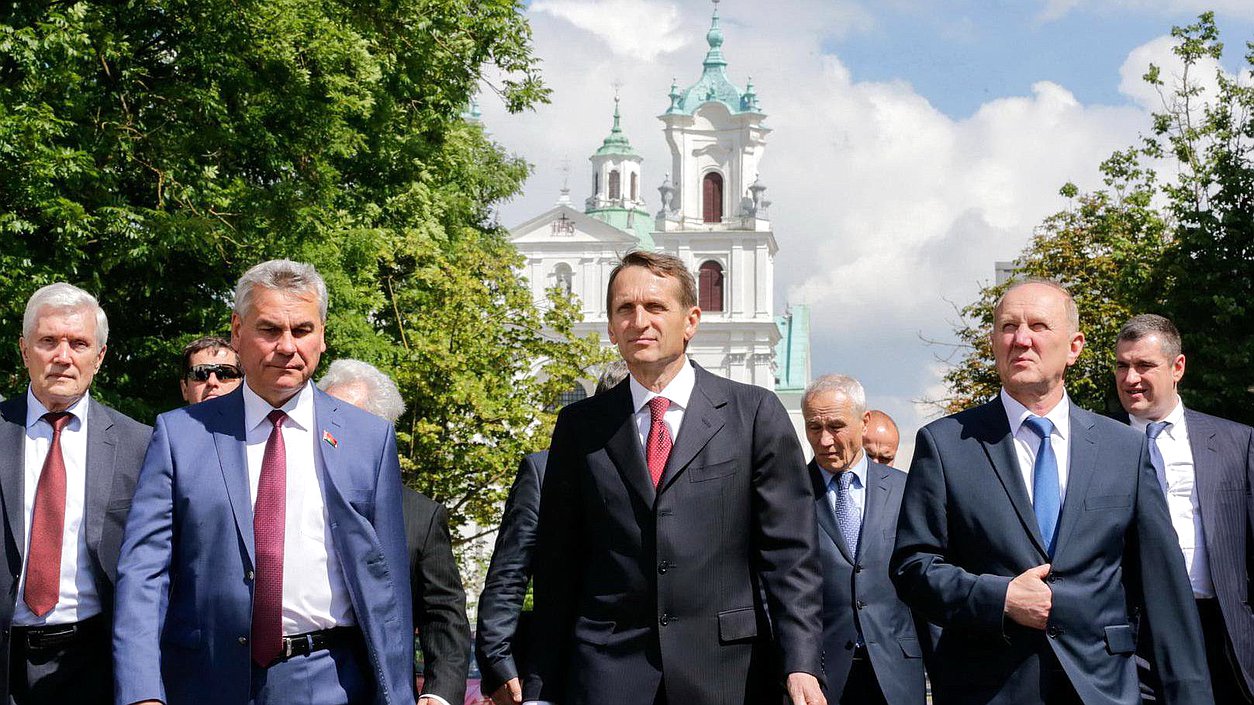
802, 374, 926, 705
114, 260, 415, 705
0, 283, 150, 705
1114, 314, 1253, 704
891, 279, 1212, 705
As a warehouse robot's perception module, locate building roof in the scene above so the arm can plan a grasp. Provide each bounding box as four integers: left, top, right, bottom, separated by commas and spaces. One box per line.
594, 96, 640, 158
665, 1, 761, 117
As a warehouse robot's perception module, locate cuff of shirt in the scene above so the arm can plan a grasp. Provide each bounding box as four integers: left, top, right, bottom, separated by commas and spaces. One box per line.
522, 701, 556, 705
419, 695, 452, 705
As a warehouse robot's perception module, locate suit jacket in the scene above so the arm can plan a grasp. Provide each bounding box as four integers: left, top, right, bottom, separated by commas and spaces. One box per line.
524, 363, 823, 705
891, 397, 1212, 705
809, 459, 926, 705
0, 393, 150, 702
475, 450, 548, 694
113, 385, 414, 705
402, 487, 471, 705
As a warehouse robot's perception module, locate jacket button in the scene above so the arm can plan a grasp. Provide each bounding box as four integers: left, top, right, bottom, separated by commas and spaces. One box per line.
853, 564, 862, 574
659, 614, 672, 627
238, 636, 248, 645
1046, 575, 1056, 583
245, 570, 255, 581
657, 561, 670, 574
856, 600, 867, 610
1047, 626, 1060, 638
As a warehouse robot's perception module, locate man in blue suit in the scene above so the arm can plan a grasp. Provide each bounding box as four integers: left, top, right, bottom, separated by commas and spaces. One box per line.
891, 279, 1212, 705
114, 260, 415, 705
1114, 314, 1254, 704
802, 374, 926, 705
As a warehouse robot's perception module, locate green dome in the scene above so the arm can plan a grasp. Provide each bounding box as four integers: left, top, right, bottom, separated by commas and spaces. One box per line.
665, 2, 761, 117
594, 97, 640, 158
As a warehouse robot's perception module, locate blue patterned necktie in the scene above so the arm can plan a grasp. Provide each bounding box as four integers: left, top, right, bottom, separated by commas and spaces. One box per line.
1146, 421, 1170, 491
1023, 416, 1060, 555
830, 471, 861, 556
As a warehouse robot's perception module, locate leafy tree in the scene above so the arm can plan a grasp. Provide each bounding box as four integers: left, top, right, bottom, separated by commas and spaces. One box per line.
0, 0, 603, 530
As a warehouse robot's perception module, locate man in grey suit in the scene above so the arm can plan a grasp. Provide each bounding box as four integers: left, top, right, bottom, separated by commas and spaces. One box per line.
892, 279, 1211, 705
524, 250, 825, 705
802, 374, 926, 705
1114, 314, 1254, 704
0, 283, 150, 704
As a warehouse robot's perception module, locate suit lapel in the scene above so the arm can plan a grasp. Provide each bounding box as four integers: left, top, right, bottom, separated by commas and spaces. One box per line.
214, 390, 254, 567
603, 385, 656, 511
809, 461, 853, 564
83, 400, 117, 555
1052, 406, 1098, 558
0, 397, 28, 556
657, 369, 725, 494
857, 462, 893, 562
977, 399, 1050, 560
313, 389, 349, 513
1184, 409, 1221, 548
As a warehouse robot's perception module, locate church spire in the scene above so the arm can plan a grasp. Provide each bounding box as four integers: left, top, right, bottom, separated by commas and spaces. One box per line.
703, 0, 727, 70
595, 94, 637, 157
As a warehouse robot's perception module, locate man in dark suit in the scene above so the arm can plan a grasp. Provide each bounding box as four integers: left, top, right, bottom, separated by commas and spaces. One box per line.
114, 260, 415, 705
477, 361, 629, 705
0, 283, 150, 704
802, 374, 926, 705
523, 250, 825, 705
319, 358, 471, 705
1114, 314, 1254, 704
891, 279, 1212, 705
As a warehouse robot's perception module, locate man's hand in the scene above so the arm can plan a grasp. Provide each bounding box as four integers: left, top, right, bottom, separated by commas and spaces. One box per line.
491, 678, 522, 705
785, 672, 826, 705
1004, 563, 1053, 629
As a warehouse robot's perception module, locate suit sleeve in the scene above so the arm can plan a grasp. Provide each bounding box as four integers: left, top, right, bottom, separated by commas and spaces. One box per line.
112, 415, 176, 705
372, 427, 419, 702
414, 502, 471, 705
476, 455, 543, 693
890, 426, 1012, 632
1128, 437, 1214, 705
751, 392, 824, 678
523, 414, 581, 702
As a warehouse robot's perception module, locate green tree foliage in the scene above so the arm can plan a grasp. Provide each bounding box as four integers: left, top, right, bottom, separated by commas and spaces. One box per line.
940, 13, 1253, 425
0, 1, 604, 528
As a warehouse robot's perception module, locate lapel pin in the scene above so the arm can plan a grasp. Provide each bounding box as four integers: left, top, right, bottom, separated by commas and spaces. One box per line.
322, 430, 338, 448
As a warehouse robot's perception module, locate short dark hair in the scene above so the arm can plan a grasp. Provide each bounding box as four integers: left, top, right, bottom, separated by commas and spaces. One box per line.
1117, 314, 1182, 359
181, 336, 237, 378
605, 250, 698, 314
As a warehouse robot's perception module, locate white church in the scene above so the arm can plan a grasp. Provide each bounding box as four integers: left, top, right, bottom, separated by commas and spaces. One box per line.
507, 2, 813, 438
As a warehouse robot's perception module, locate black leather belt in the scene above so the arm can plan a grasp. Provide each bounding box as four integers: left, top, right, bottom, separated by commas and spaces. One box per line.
279, 627, 359, 662
13, 615, 105, 651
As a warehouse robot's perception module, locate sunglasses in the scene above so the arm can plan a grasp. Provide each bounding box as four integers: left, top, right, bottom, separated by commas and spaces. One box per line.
186, 364, 243, 382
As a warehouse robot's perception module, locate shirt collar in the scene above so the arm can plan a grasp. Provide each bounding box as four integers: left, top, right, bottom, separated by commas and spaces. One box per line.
24, 387, 89, 431
1128, 398, 1185, 436
629, 356, 696, 414
1000, 387, 1070, 441
822, 452, 868, 490
242, 379, 315, 434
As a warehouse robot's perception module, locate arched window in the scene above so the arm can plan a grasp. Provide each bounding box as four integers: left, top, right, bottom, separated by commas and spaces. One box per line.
699, 261, 724, 312
593, 172, 599, 196
702, 172, 723, 223
553, 263, 574, 294
630, 172, 639, 201
609, 170, 621, 200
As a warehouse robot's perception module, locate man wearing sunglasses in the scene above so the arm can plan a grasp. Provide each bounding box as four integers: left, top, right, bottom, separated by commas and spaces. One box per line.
179, 336, 243, 404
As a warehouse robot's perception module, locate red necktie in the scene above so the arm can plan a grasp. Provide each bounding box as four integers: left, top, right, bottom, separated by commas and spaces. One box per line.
252, 410, 287, 667
646, 397, 673, 488
25, 411, 72, 617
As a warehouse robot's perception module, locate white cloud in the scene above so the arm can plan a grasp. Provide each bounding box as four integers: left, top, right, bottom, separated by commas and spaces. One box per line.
531, 0, 691, 61
1038, 0, 1254, 23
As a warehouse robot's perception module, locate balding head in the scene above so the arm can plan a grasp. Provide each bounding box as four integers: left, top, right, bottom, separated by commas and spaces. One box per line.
862, 410, 900, 466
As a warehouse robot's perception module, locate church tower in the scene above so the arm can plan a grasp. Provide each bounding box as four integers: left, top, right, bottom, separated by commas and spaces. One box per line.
586, 96, 654, 247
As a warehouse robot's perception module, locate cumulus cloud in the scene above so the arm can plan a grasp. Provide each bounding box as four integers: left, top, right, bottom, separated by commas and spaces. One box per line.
531, 0, 692, 61
1038, 0, 1254, 23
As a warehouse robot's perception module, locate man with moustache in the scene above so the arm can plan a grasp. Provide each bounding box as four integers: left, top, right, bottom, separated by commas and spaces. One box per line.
892, 279, 1211, 705
178, 336, 243, 404
1114, 314, 1253, 704
861, 410, 900, 468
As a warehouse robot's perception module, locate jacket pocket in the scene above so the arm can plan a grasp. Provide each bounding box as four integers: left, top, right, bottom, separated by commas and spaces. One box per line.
1085, 494, 1132, 510
689, 459, 737, 483
573, 618, 615, 646
897, 636, 922, 658
717, 607, 758, 643
1104, 624, 1135, 655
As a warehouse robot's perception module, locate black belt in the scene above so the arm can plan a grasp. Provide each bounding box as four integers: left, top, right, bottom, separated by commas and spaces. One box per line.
13, 614, 105, 651
279, 627, 359, 662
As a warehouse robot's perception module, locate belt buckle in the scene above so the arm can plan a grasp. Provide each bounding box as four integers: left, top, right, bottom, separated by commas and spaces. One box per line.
282, 634, 313, 660
27, 624, 76, 650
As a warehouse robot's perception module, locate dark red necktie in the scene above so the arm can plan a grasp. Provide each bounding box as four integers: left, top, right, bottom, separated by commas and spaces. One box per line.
25, 411, 72, 617
646, 397, 673, 488
252, 410, 287, 667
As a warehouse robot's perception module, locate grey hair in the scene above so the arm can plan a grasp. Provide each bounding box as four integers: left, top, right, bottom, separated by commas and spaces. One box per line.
594, 360, 630, 395
801, 374, 867, 414
23, 283, 109, 348
1117, 314, 1182, 359
994, 277, 1079, 333
234, 259, 328, 322
316, 359, 405, 423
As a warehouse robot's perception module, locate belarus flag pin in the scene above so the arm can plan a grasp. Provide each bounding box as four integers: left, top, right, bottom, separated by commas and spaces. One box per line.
322, 430, 338, 448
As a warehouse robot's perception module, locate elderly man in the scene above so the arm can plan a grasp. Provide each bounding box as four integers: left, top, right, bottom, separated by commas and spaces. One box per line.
0, 283, 151, 705
1114, 314, 1254, 704
319, 358, 471, 705
476, 360, 629, 705
891, 279, 1212, 705
525, 250, 824, 705
179, 336, 243, 404
115, 260, 415, 705
862, 410, 900, 467
803, 375, 926, 705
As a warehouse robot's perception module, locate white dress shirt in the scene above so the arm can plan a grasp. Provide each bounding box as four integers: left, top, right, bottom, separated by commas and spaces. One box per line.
1001, 389, 1072, 504
820, 452, 868, 525
628, 356, 696, 450
241, 381, 355, 635
1129, 401, 1213, 599
15, 389, 101, 626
